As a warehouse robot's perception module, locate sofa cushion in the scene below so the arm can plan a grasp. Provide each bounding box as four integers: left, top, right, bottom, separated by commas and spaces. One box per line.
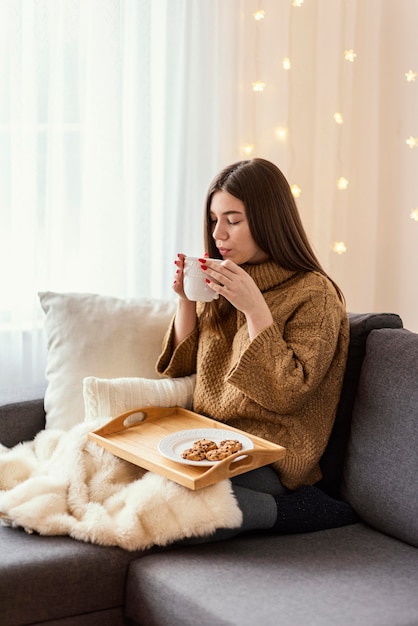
343, 328, 418, 547
125, 525, 418, 626
0, 524, 144, 626
39, 292, 176, 430
318, 312, 403, 497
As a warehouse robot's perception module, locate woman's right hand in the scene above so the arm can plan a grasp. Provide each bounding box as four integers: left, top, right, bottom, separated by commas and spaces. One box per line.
172, 253, 198, 347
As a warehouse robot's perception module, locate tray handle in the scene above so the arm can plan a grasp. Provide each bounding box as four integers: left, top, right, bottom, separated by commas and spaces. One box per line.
93, 406, 177, 437
199, 447, 282, 484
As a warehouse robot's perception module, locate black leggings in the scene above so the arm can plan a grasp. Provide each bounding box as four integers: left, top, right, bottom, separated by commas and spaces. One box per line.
179, 466, 288, 544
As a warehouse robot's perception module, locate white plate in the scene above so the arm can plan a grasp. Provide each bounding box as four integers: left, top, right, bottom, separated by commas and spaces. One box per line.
158, 428, 254, 467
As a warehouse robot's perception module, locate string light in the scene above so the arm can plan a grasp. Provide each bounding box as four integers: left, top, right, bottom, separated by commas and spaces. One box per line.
332, 241, 347, 255
344, 49, 357, 62
252, 81, 266, 92
253, 10, 265, 21
405, 70, 417, 82
337, 177, 349, 190
275, 127, 288, 141
406, 136, 418, 148
241, 6, 414, 260
291, 184, 302, 198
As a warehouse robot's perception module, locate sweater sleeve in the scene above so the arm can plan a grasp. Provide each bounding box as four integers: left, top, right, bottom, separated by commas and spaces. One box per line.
226, 288, 348, 414
156, 317, 198, 378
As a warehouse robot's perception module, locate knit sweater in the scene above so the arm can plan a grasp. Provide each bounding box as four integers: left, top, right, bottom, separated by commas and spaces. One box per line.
157, 261, 349, 490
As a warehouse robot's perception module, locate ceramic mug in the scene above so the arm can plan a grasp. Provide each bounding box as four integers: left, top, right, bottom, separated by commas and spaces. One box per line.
183, 257, 222, 302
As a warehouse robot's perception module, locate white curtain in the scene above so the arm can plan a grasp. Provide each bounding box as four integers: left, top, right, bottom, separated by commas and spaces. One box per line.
1, 0, 417, 403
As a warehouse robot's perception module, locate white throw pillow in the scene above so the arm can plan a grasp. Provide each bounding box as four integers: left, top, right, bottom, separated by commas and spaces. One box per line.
39, 291, 176, 430
83, 374, 196, 421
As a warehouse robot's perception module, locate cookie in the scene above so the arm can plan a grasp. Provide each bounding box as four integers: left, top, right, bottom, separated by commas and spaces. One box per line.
192, 439, 217, 452
219, 439, 243, 453
205, 448, 231, 461
181, 447, 207, 461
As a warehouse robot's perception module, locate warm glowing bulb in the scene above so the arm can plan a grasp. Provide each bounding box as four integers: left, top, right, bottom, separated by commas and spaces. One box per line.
282, 57, 291, 70
406, 136, 418, 148
410, 209, 418, 222
242, 144, 255, 156
253, 10, 265, 21
292, 0, 304, 6
332, 241, 347, 255
252, 81, 266, 92
275, 127, 288, 141
333, 112, 344, 124
337, 177, 349, 190
291, 184, 302, 198
344, 49, 357, 62
405, 70, 417, 82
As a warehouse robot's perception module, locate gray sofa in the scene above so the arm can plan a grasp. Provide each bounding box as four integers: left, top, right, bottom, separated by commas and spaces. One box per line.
1, 312, 418, 626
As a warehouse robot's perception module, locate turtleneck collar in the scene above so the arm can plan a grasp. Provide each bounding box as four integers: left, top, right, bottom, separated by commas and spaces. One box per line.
241, 260, 298, 294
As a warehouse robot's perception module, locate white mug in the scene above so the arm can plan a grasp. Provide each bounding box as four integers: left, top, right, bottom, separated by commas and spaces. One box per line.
183, 257, 222, 302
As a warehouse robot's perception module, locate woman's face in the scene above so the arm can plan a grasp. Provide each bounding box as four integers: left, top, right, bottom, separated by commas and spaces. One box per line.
209, 190, 269, 265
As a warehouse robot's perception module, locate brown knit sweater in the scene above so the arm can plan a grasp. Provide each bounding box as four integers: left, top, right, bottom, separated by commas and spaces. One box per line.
157, 261, 349, 490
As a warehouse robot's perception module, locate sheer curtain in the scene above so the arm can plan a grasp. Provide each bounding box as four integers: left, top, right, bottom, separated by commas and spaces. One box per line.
1, 0, 417, 402
0, 0, 240, 402
0, 0, 168, 401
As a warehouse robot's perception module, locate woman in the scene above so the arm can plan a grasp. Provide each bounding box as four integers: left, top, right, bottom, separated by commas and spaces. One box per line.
157, 158, 357, 538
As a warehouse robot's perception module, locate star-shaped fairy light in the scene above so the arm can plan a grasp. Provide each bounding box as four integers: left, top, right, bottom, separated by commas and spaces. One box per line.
291, 184, 302, 198
410, 209, 418, 222
292, 0, 304, 6
337, 177, 349, 190
253, 10, 265, 21
333, 112, 344, 124
282, 57, 291, 70
406, 136, 418, 148
242, 144, 255, 156
275, 127, 288, 141
252, 81, 266, 92
332, 241, 347, 255
344, 49, 357, 62
405, 70, 417, 82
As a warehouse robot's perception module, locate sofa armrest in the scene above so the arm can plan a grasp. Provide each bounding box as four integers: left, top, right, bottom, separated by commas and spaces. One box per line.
0, 399, 46, 447
318, 312, 403, 497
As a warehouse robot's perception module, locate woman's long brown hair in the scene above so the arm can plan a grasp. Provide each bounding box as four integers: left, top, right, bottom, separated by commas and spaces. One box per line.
202, 158, 344, 333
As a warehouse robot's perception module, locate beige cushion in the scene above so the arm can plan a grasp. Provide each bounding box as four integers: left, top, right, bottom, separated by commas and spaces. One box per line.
39, 291, 176, 430
83, 374, 196, 420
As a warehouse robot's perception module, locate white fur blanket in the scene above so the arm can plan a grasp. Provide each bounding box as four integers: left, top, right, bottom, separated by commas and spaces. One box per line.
0, 420, 242, 551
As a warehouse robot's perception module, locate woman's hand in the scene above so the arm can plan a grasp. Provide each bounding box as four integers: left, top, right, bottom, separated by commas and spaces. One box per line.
173, 253, 197, 347
202, 259, 274, 340
173, 253, 188, 299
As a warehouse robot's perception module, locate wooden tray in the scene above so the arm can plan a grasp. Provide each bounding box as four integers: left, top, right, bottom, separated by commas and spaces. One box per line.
88, 406, 286, 490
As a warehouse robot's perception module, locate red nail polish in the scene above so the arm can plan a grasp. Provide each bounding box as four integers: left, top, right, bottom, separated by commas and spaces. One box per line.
198, 258, 205, 263
200, 264, 207, 270
205, 278, 210, 284
204, 252, 209, 257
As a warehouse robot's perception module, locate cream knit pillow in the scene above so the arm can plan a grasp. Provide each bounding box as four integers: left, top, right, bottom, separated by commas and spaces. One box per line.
83, 374, 196, 421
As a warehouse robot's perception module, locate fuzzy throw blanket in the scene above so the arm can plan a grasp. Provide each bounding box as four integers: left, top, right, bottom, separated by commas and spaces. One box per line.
0, 419, 242, 551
